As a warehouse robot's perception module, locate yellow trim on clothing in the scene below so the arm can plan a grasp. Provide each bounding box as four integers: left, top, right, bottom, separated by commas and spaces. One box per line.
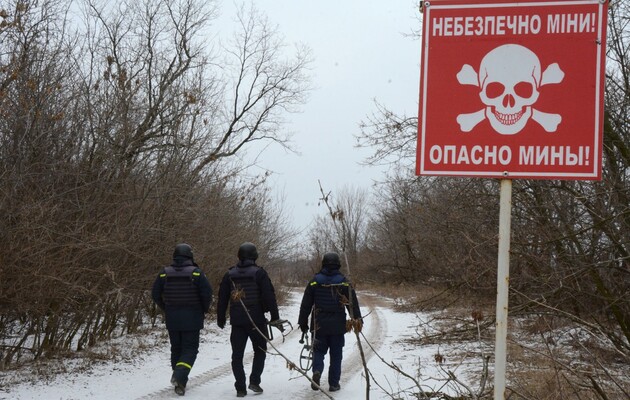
176, 362, 192, 369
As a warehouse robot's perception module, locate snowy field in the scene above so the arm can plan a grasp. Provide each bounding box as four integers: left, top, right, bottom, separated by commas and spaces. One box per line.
1, 290, 474, 400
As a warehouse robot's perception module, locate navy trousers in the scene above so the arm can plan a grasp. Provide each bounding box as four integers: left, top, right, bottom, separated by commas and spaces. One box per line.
230, 323, 269, 391
312, 334, 345, 386
168, 329, 200, 386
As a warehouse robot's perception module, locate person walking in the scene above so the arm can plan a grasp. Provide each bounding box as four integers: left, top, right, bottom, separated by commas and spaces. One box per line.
297, 252, 362, 393
217, 242, 285, 398
152, 243, 213, 396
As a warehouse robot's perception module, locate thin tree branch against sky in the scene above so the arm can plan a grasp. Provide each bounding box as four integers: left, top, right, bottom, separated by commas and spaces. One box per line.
216, 0, 422, 237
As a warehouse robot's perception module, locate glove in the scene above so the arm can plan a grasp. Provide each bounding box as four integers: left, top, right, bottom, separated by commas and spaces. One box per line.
217, 318, 226, 329
269, 319, 286, 333
299, 324, 308, 334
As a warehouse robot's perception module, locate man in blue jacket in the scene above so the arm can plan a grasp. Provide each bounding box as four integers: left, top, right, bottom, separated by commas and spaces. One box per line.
152, 243, 213, 396
298, 252, 362, 393
217, 242, 284, 398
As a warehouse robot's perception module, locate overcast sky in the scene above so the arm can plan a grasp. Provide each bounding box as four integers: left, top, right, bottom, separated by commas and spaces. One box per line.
219, 0, 422, 237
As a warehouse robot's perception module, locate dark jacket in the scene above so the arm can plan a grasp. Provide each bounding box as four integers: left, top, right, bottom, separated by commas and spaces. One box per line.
152, 259, 213, 331
298, 267, 361, 336
217, 259, 280, 327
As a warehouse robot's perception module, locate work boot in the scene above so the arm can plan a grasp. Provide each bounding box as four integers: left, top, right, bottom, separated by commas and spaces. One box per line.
329, 384, 341, 392
311, 371, 321, 391
236, 390, 247, 397
174, 381, 186, 396
248, 383, 263, 393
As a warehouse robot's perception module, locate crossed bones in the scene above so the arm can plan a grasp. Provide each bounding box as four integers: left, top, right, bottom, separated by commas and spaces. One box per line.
455, 62, 565, 133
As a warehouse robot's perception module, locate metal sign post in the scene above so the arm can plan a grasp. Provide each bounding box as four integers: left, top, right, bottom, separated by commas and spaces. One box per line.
494, 178, 512, 399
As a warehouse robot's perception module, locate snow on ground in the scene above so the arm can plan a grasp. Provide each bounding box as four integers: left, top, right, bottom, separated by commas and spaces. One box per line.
0, 289, 475, 400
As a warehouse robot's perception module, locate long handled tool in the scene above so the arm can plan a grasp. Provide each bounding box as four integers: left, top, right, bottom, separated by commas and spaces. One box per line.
299, 332, 313, 371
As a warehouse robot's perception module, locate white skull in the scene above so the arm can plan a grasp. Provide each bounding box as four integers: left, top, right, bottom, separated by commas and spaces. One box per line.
478, 44, 541, 135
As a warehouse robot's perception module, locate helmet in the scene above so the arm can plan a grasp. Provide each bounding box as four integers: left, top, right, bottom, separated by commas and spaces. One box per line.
322, 252, 341, 268
173, 243, 194, 260
238, 242, 258, 261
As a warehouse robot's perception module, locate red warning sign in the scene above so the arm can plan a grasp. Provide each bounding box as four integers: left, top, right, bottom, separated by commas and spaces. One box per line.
416, 0, 608, 180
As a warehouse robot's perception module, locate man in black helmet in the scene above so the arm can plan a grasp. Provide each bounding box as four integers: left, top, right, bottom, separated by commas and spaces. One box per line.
217, 242, 284, 398
152, 243, 213, 396
297, 252, 362, 393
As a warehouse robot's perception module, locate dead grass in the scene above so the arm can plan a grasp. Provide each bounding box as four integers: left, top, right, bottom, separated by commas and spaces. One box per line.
0, 325, 167, 389
367, 284, 630, 400
360, 282, 495, 315
509, 368, 598, 400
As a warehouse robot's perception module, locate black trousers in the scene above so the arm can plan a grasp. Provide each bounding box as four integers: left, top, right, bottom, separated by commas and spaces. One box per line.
230, 322, 269, 391
312, 334, 345, 386
168, 329, 200, 386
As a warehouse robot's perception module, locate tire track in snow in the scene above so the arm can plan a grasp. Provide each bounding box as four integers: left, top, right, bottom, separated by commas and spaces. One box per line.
136, 293, 387, 399
135, 328, 302, 399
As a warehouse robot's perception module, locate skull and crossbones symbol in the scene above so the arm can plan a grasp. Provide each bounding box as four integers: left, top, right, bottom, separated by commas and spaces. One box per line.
456, 44, 564, 135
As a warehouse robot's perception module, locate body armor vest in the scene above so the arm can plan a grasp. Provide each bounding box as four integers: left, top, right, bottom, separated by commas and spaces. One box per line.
163, 265, 198, 306
228, 265, 261, 307
313, 272, 346, 313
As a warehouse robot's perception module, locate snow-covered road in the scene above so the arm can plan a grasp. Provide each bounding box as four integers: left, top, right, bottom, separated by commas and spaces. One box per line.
2, 290, 466, 400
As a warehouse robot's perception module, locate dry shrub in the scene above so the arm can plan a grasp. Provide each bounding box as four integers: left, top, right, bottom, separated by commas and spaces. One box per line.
506, 329, 630, 399
363, 282, 469, 312
274, 285, 291, 307
520, 314, 571, 336
576, 337, 627, 365
509, 368, 592, 400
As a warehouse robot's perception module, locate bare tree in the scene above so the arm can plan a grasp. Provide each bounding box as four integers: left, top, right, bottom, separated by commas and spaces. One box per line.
308, 184, 371, 273
191, 3, 312, 174
0, 0, 310, 367
356, 101, 418, 170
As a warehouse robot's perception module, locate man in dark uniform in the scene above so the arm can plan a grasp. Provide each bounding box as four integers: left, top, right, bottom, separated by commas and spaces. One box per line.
217, 242, 284, 398
152, 243, 213, 396
298, 252, 362, 393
